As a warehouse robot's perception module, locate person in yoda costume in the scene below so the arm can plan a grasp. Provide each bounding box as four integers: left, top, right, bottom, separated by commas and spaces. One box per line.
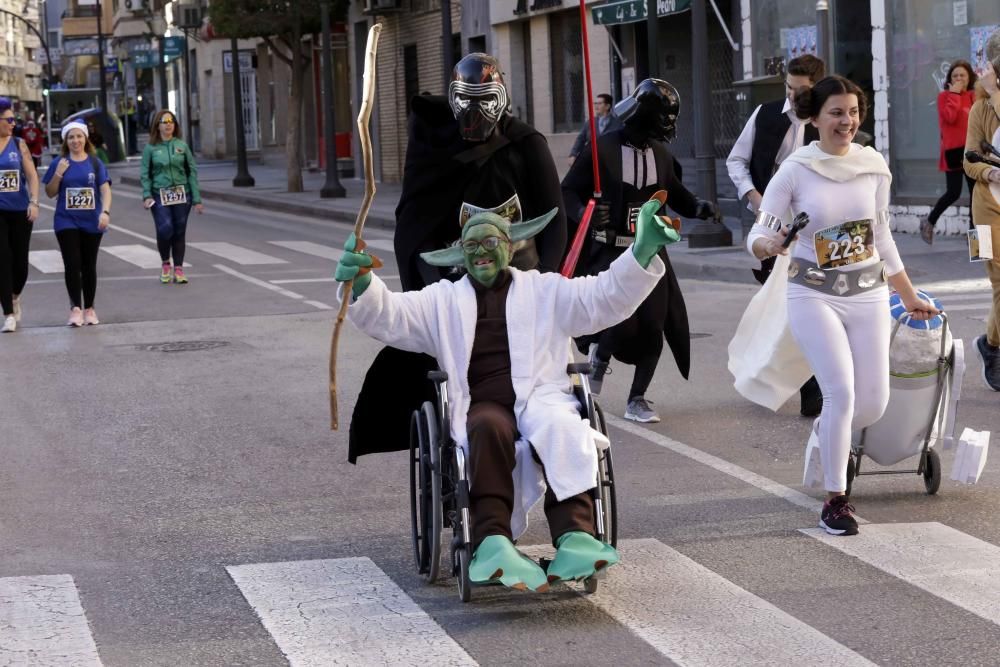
335, 196, 680, 592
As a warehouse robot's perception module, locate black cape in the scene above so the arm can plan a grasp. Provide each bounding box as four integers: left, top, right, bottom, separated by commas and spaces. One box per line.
560, 129, 692, 379
348, 96, 567, 463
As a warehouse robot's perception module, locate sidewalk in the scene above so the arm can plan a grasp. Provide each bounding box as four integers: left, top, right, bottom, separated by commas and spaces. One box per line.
108, 158, 979, 285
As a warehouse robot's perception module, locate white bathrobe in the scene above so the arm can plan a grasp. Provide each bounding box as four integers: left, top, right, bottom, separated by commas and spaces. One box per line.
342, 250, 665, 537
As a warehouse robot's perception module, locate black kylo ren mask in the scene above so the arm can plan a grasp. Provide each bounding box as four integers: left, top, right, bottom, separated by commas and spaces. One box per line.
448, 53, 511, 143
613, 78, 681, 143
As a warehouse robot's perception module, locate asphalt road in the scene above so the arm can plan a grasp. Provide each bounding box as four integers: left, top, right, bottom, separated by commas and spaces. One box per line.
1, 183, 998, 666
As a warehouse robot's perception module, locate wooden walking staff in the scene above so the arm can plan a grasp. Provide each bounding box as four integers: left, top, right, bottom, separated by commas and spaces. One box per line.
560, 0, 602, 278
329, 23, 383, 430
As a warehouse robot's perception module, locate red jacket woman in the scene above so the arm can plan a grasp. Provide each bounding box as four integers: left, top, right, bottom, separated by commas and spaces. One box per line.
922, 60, 977, 243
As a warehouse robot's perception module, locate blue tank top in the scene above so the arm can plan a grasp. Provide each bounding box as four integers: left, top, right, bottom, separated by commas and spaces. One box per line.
0, 137, 28, 211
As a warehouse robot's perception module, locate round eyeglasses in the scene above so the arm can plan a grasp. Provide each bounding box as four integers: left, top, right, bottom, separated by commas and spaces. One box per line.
461, 236, 508, 255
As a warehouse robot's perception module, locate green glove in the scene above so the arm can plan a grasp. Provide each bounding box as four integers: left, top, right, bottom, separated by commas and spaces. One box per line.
335, 233, 374, 298
632, 199, 681, 268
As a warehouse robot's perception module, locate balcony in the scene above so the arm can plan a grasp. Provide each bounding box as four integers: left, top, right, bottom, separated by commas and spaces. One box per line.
62, 5, 113, 38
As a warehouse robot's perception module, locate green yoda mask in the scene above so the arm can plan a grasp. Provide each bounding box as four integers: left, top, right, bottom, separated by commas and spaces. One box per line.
420, 208, 559, 287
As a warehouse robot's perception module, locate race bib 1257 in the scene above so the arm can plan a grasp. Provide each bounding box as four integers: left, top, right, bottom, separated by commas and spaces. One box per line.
160, 185, 187, 206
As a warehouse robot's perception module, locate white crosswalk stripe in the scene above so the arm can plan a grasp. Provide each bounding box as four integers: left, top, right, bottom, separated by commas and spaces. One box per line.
803, 522, 1000, 626
268, 240, 340, 261
227, 557, 477, 666
28, 249, 66, 273
101, 244, 190, 269
187, 242, 287, 265
523, 539, 875, 666
0, 574, 102, 666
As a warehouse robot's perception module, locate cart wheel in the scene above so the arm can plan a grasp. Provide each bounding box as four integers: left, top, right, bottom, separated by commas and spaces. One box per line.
845, 455, 856, 498
584, 576, 599, 594
923, 449, 942, 495
456, 544, 472, 603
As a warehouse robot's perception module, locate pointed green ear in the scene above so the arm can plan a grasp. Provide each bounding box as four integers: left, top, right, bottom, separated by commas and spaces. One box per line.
509, 207, 559, 243
420, 245, 466, 267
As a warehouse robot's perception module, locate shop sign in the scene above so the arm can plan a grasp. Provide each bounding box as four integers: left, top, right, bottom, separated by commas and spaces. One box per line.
223, 51, 255, 73
591, 0, 690, 26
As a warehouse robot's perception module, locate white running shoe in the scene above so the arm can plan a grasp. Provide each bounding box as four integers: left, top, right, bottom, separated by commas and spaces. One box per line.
83, 308, 100, 326
1, 315, 15, 333
12, 295, 21, 322
68, 308, 84, 327
624, 396, 660, 423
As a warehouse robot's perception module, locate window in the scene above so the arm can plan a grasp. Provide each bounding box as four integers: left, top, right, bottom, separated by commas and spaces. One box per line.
887, 0, 1000, 198
550, 10, 583, 133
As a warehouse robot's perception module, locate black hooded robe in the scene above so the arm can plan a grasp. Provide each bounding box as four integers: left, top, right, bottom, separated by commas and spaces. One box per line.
560, 129, 692, 379
348, 96, 567, 463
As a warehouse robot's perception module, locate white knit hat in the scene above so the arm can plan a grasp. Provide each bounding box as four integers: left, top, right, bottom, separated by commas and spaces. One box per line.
60, 121, 88, 140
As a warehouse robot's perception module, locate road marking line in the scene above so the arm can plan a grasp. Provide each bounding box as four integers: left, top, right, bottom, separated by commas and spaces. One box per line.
28, 249, 65, 273
362, 238, 396, 253
0, 574, 103, 666
101, 244, 190, 269
304, 300, 333, 310
269, 275, 400, 284
604, 414, 870, 521
523, 539, 875, 667
227, 558, 477, 666
106, 224, 157, 244
919, 278, 991, 293
803, 522, 1000, 627
30, 228, 55, 234
942, 303, 989, 312
190, 242, 287, 265
214, 264, 304, 299
268, 240, 340, 261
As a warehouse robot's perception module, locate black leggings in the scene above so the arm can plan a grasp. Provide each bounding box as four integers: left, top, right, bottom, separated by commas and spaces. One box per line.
0, 209, 31, 316
928, 170, 976, 228
56, 229, 103, 309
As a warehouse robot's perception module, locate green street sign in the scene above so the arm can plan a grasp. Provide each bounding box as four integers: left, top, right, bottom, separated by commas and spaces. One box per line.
591, 0, 691, 26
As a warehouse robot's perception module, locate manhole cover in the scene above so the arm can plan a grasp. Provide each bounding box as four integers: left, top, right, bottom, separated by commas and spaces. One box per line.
135, 340, 231, 353
690, 332, 712, 339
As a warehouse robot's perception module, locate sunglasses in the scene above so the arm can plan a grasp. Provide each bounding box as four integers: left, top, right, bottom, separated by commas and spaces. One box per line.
461, 236, 508, 255
1, 118, 15, 124
160, 118, 175, 125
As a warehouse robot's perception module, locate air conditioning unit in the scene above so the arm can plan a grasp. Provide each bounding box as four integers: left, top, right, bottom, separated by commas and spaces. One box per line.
175, 4, 203, 30
123, 0, 148, 11
363, 0, 405, 15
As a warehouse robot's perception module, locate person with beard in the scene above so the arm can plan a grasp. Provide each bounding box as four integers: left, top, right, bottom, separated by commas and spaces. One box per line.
347, 53, 567, 464
561, 78, 717, 423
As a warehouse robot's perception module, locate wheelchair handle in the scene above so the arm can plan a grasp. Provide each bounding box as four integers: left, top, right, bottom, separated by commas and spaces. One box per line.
566, 362, 593, 375
427, 370, 449, 384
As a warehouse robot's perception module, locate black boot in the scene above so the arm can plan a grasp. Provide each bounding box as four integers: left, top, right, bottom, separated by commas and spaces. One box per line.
799, 376, 823, 417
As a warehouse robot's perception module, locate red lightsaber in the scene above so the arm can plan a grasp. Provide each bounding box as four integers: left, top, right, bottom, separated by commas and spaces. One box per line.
560, 0, 602, 278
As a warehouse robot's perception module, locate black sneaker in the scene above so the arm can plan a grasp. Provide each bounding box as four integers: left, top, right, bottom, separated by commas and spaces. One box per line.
974, 335, 1000, 392
799, 376, 823, 417
819, 495, 859, 536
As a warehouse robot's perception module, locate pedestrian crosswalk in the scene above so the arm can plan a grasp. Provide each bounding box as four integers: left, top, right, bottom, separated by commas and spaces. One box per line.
6, 525, 1000, 666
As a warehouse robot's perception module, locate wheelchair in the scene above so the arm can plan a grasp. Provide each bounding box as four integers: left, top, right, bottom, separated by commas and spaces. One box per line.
409, 363, 617, 602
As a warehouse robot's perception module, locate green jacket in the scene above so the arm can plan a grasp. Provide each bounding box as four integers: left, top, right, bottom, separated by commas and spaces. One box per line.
140, 138, 201, 204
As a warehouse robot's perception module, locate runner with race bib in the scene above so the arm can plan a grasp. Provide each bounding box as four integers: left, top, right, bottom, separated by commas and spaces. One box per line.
744, 76, 938, 537
42, 121, 112, 327
140, 109, 203, 285
0, 97, 40, 333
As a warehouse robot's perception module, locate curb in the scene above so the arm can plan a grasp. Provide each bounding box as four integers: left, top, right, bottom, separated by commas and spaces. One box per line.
114, 174, 398, 231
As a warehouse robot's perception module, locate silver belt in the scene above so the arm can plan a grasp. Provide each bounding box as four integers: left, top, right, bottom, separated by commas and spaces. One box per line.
787, 260, 887, 297
592, 230, 635, 247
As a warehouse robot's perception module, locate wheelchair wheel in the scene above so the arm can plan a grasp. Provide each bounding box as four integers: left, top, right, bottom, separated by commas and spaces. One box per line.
593, 402, 618, 548
409, 403, 443, 582
845, 455, 856, 498
923, 449, 941, 495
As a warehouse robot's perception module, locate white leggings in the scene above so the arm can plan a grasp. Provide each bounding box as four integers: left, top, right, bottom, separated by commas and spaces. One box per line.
787, 285, 891, 492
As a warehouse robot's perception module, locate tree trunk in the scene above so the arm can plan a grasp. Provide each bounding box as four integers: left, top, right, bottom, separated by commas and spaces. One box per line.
285, 46, 306, 193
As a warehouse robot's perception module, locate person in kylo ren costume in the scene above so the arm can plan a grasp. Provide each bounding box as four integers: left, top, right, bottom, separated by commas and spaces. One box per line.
348, 53, 567, 464
562, 78, 718, 424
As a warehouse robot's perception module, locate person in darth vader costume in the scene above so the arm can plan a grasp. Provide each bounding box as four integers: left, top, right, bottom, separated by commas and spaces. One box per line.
562, 78, 718, 424
347, 53, 567, 464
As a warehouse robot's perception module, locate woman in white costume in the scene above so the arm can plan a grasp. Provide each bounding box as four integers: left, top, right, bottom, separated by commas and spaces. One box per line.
747, 75, 938, 536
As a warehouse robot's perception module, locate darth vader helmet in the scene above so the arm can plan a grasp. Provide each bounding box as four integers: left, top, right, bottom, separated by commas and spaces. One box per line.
613, 78, 681, 143
448, 53, 511, 143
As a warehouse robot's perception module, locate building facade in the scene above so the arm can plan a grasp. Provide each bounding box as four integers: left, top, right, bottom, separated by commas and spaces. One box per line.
0, 0, 45, 109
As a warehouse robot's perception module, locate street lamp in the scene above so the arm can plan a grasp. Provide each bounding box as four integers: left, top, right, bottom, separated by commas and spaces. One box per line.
150, 13, 168, 110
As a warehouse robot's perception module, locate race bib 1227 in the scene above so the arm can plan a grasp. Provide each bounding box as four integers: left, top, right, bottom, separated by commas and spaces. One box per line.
65, 187, 95, 210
